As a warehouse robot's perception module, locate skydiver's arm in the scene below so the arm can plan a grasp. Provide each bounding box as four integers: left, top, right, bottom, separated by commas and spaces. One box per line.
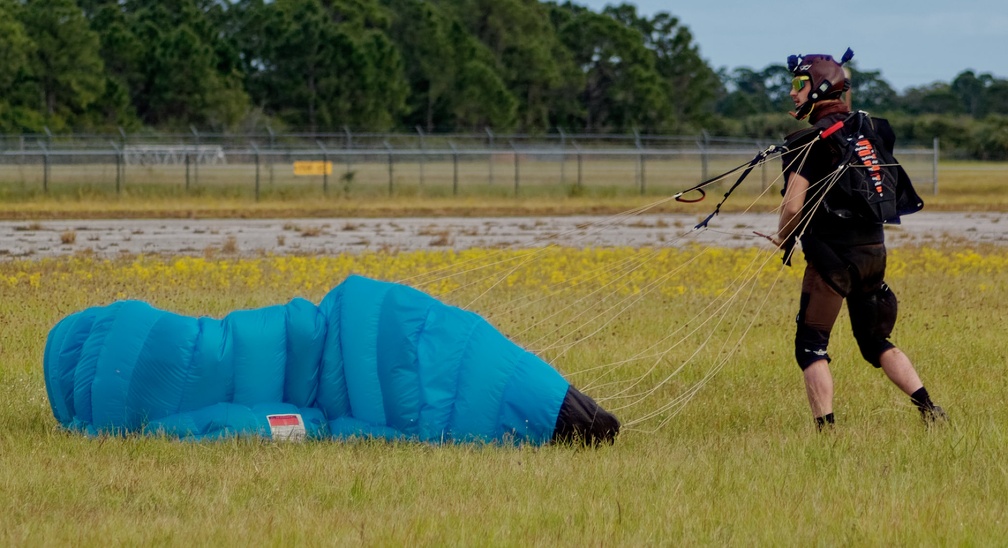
771, 171, 809, 248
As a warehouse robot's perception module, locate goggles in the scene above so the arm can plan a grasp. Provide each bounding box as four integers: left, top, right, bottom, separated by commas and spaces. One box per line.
791, 76, 810, 92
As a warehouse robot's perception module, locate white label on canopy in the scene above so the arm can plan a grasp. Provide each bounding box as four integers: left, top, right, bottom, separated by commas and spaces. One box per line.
267, 413, 306, 442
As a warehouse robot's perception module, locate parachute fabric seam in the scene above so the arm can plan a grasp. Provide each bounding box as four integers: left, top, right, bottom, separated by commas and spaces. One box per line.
51, 313, 94, 424
444, 318, 481, 443
81, 307, 123, 428
175, 317, 205, 415
414, 305, 433, 436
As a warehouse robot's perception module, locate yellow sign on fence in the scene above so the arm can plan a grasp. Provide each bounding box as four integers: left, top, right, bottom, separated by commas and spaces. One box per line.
293, 161, 333, 176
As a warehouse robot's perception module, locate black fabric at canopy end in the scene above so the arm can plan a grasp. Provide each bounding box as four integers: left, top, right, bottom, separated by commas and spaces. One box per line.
552, 385, 620, 446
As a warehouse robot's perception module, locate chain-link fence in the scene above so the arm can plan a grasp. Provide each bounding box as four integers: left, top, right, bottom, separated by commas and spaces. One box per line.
0, 130, 939, 200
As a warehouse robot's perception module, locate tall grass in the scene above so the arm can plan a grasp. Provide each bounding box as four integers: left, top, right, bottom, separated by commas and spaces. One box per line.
1, 245, 1006, 544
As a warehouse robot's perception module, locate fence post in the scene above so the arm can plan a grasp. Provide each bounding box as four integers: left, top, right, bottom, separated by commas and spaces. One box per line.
933, 137, 939, 195
635, 129, 645, 195
511, 140, 520, 197
558, 127, 567, 186
450, 142, 459, 196
190, 125, 200, 186
485, 127, 495, 185
384, 140, 394, 196
185, 152, 191, 191
316, 140, 329, 195
266, 126, 275, 186
573, 142, 583, 190
252, 144, 261, 201
110, 142, 122, 194
416, 125, 425, 188
118, 127, 127, 191
343, 126, 353, 176
698, 130, 710, 182
40, 142, 49, 193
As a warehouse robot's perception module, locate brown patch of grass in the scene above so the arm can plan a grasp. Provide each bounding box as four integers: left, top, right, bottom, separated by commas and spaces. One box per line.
221, 235, 239, 254
428, 229, 454, 247
416, 224, 443, 237
60, 230, 77, 245
15, 222, 45, 232
299, 226, 324, 237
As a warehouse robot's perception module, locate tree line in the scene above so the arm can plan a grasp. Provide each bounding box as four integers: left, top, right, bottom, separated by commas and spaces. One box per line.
2, 0, 1007, 158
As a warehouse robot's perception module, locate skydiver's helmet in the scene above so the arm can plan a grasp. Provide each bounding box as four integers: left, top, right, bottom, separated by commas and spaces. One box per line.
788, 48, 853, 120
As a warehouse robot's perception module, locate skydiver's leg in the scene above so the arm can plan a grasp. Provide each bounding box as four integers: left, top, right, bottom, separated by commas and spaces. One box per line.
879, 347, 922, 395
803, 359, 834, 424
795, 264, 844, 428
879, 347, 946, 423
848, 275, 946, 425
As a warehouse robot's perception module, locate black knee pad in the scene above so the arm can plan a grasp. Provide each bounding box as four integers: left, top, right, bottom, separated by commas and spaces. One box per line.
849, 283, 898, 367
794, 293, 832, 370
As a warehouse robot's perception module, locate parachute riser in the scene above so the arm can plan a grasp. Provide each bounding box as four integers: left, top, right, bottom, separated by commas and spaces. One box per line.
692, 144, 784, 230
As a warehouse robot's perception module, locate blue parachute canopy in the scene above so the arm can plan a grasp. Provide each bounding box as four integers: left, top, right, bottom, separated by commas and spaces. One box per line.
44, 275, 618, 445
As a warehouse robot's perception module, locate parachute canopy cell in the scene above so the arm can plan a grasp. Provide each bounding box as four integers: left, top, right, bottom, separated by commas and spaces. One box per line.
43, 275, 619, 445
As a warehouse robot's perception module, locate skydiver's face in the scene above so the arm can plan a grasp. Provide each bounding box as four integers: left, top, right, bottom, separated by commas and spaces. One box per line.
790, 76, 811, 109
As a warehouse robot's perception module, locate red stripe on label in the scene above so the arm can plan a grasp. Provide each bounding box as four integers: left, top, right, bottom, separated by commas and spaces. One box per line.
268, 414, 301, 427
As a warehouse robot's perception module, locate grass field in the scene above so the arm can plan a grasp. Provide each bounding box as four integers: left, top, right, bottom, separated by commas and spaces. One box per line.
2, 245, 1007, 544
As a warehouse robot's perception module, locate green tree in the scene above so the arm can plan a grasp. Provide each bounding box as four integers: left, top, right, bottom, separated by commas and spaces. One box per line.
717, 67, 775, 117
18, 0, 106, 131
80, 1, 141, 128
900, 83, 962, 116
553, 5, 669, 132
379, 0, 517, 131
984, 80, 1008, 116
606, 5, 719, 130
119, 0, 249, 129
950, 71, 989, 117
447, 0, 572, 131
849, 65, 898, 113
0, 1, 38, 131
235, 0, 406, 131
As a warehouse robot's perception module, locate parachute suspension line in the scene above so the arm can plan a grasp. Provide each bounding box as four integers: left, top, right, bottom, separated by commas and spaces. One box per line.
538, 147, 801, 389
395, 195, 682, 289
625, 165, 849, 430
507, 248, 666, 340
536, 146, 801, 345
598, 244, 777, 410
399, 140, 809, 320
692, 145, 784, 230
485, 215, 712, 335
528, 245, 718, 355
394, 195, 691, 309
572, 235, 782, 388
398, 142, 796, 303
671, 153, 780, 204
616, 170, 846, 427
509, 215, 729, 345
594, 143, 840, 425
564, 146, 808, 384
584, 242, 775, 395
629, 261, 792, 431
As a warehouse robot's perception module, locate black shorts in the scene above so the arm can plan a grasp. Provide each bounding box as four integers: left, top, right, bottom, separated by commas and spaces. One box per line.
794, 241, 897, 369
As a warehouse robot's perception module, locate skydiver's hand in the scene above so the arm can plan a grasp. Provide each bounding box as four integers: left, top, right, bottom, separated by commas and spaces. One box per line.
754, 231, 783, 248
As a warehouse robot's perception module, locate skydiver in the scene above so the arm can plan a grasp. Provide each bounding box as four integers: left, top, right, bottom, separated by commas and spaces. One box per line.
761, 50, 946, 430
